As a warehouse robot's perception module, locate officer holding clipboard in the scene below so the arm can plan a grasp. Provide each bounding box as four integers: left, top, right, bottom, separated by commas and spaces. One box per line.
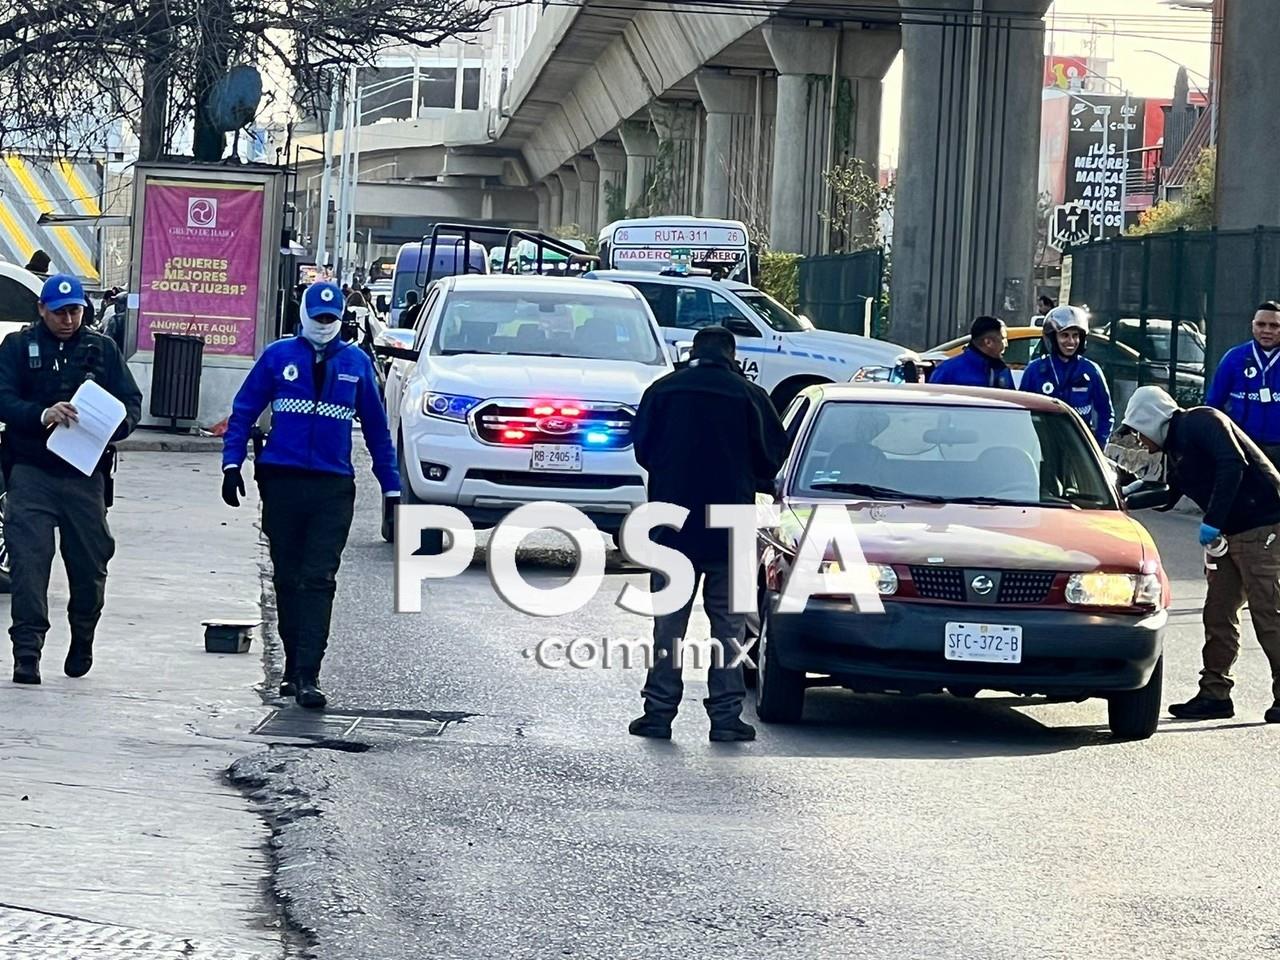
0, 274, 141, 685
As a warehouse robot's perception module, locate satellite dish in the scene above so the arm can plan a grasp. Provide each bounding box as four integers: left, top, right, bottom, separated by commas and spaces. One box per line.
205, 65, 263, 132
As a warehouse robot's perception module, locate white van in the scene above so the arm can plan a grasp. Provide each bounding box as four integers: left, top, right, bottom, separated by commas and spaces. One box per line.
597, 217, 752, 283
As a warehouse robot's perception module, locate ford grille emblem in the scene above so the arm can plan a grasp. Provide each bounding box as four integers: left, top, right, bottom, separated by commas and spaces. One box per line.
970, 575, 994, 596
537, 416, 575, 435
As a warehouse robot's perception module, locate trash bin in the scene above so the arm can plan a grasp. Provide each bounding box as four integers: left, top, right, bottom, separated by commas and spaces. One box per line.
150, 333, 204, 426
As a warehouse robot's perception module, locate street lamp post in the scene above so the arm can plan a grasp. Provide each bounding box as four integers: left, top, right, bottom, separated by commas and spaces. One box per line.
333, 71, 417, 284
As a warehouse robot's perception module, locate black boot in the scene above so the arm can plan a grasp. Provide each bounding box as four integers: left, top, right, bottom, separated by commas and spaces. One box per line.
64, 638, 93, 678
279, 675, 298, 698
13, 656, 40, 685
295, 676, 327, 710
628, 713, 672, 739
1169, 693, 1234, 720
709, 717, 757, 742
1265, 701, 1280, 724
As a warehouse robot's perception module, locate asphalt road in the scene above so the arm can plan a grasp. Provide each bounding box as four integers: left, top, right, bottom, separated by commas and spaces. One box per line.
239, 468, 1280, 960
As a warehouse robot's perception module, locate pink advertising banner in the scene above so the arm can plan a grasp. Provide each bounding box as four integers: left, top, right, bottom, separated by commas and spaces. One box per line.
137, 178, 265, 357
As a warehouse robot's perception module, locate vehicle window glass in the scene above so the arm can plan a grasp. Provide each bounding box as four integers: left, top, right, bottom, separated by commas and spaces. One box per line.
781, 396, 811, 451
737, 291, 806, 333
1004, 335, 1036, 366
674, 287, 715, 330
709, 292, 762, 337
431, 290, 666, 365
628, 283, 673, 326
412, 288, 441, 353
793, 401, 1115, 508
0, 276, 38, 326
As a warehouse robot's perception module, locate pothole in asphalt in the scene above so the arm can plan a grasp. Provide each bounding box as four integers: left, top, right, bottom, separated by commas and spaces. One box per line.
251, 707, 473, 748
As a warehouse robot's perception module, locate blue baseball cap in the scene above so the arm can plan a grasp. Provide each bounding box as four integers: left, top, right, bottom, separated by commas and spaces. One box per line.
40, 274, 87, 312
302, 280, 345, 321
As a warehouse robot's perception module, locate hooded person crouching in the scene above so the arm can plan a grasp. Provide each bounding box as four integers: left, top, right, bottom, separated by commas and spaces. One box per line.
1021, 306, 1114, 446
1120, 385, 1280, 724
220, 280, 399, 709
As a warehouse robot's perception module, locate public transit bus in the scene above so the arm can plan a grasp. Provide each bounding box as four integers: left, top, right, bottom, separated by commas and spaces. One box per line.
597, 217, 752, 283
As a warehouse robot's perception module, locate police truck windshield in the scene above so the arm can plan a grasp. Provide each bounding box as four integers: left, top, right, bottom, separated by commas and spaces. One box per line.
431, 292, 666, 365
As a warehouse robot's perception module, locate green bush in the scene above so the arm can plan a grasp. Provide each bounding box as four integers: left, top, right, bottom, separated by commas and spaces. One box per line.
759, 251, 801, 310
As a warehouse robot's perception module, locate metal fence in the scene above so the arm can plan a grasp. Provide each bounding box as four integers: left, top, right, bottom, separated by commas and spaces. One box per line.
796, 248, 886, 338
1067, 226, 1280, 409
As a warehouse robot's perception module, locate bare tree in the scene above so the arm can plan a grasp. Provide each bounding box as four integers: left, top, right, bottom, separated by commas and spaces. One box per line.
0, 0, 500, 160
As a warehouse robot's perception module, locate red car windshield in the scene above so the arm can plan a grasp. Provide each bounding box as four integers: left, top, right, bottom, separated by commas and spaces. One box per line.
793, 401, 1117, 509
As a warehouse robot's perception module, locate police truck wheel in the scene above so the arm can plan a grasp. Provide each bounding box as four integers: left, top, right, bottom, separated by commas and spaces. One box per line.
754, 594, 804, 723
1106, 655, 1163, 740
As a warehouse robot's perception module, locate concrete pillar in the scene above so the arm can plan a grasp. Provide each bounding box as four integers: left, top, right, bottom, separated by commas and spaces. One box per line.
763, 24, 900, 254
555, 167, 580, 229
649, 101, 702, 216
1208, 0, 1278, 371
593, 142, 627, 225
572, 156, 600, 234
890, 0, 1051, 347
533, 183, 551, 232
695, 71, 755, 219
619, 121, 658, 210
1216, 0, 1280, 230
545, 176, 563, 229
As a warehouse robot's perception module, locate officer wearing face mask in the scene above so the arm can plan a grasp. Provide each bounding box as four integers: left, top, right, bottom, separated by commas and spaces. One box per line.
220, 280, 398, 710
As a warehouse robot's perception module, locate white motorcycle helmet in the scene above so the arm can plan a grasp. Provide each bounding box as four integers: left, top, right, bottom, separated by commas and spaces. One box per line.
1042, 305, 1090, 356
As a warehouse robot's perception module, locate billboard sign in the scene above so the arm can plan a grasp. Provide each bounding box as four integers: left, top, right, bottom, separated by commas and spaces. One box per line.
136, 178, 266, 357
1064, 94, 1145, 238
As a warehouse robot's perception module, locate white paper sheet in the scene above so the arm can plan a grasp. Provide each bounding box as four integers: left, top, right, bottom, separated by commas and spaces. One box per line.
45, 380, 126, 476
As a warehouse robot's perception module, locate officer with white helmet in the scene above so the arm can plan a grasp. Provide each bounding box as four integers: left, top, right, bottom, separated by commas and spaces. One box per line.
1020, 305, 1114, 446
221, 280, 399, 710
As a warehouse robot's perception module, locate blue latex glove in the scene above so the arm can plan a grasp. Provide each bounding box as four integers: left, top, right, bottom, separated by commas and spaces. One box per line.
1199, 523, 1222, 547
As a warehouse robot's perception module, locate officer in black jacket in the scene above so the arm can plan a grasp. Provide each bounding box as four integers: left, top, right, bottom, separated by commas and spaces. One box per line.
1121, 385, 1280, 722
0, 274, 142, 685
629, 325, 787, 742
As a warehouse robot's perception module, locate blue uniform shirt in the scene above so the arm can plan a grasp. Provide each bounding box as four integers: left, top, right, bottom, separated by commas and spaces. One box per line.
1020, 353, 1114, 445
931, 345, 1016, 390
222, 336, 399, 494
1205, 340, 1280, 445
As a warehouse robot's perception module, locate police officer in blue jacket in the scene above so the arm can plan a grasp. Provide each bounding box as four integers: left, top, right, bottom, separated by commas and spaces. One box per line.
221, 281, 399, 709
1205, 301, 1280, 465
1021, 306, 1114, 446
930, 316, 1015, 389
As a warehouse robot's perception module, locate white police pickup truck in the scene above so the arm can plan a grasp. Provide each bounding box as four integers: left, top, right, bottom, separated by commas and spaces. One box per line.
584, 270, 906, 409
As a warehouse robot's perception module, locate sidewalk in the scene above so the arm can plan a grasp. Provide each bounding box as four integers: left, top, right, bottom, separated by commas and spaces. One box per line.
0, 452, 287, 958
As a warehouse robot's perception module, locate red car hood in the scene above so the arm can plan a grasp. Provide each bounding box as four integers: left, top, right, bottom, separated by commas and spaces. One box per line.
779, 499, 1160, 573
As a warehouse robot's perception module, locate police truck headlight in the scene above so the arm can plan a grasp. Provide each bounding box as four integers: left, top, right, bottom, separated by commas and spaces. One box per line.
1065, 572, 1151, 608
424, 393, 482, 422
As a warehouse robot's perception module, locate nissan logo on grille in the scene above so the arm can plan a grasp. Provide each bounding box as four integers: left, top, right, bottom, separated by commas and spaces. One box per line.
537, 416, 576, 435
970, 575, 995, 596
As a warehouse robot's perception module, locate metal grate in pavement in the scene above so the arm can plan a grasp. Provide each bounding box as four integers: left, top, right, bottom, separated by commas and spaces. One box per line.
0, 905, 275, 959
251, 707, 455, 744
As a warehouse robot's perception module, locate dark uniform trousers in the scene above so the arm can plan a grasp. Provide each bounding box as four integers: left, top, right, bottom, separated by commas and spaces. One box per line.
641, 561, 748, 724
257, 469, 355, 682
6, 463, 115, 658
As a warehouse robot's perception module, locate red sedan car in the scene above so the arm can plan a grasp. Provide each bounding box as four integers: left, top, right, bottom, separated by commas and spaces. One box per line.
756, 383, 1170, 739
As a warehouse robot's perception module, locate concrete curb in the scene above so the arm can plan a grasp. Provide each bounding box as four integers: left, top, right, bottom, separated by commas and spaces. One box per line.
117, 432, 223, 453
